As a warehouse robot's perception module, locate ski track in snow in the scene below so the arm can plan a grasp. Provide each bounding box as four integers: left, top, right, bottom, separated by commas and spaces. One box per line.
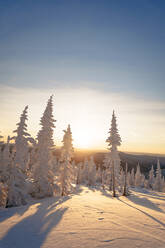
0, 186, 165, 248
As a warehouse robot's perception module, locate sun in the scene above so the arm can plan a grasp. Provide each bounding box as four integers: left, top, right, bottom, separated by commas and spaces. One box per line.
73, 130, 92, 149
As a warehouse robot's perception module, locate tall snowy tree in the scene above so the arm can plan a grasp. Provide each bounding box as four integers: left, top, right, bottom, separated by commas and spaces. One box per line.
11, 106, 35, 173
105, 110, 121, 197
33, 95, 56, 198
59, 124, 74, 196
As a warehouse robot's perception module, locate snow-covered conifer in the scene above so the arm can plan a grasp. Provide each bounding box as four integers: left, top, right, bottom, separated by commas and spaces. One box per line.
135, 163, 143, 187
7, 156, 27, 207
153, 159, 162, 192
105, 110, 121, 196
33, 96, 56, 198
147, 165, 155, 189
128, 168, 135, 187
76, 162, 83, 185
58, 124, 74, 196
61, 124, 74, 161
11, 106, 35, 173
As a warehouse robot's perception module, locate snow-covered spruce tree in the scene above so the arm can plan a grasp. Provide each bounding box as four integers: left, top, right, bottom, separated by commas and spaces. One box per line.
82, 158, 89, 184
135, 163, 143, 187
128, 168, 135, 187
32, 95, 56, 198
0, 136, 28, 207
76, 162, 83, 185
7, 156, 27, 207
61, 124, 74, 161
105, 110, 121, 197
147, 165, 155, 189
59, 124, 74, 196
11, 106, 35, 174
153, 159, 162, 192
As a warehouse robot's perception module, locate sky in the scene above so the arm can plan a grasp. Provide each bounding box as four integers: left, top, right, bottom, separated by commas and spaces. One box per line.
0, 0, 165, 153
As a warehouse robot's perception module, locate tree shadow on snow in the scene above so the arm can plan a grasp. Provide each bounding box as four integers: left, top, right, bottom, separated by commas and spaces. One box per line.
117, 198, 165, 229
127, 193, 164, 213
0, 203, 30, 223
132, 188, 165, 202
0, 196, 70, 248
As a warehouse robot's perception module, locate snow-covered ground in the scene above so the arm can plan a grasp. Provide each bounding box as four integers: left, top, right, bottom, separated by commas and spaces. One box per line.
0, 186, 165, 248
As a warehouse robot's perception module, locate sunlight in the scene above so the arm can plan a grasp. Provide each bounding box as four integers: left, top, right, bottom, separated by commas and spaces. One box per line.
73, 130, 93, 149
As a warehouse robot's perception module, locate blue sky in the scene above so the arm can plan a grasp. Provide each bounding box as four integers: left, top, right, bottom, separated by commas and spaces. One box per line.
1, 0, 165, 98
0, 0, 165, 152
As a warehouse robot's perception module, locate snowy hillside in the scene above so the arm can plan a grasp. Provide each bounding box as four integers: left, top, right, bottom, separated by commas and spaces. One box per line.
0, 186, 165, 248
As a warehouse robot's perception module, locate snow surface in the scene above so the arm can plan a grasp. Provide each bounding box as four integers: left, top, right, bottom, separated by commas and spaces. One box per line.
0, 186, 165, 248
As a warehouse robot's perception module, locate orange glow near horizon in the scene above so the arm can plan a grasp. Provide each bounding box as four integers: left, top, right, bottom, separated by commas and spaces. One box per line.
0, 86, 165, 155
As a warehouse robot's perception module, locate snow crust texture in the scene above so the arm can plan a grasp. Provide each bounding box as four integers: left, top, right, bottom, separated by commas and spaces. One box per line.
0, 186, 165, 248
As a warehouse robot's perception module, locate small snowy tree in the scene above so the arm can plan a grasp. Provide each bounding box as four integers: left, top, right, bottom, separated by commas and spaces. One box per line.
128, 168, 135, 187
153, 159, 162, 192
11, 106, 35, 173
58, 124, 74, 196
61, 124, 74, 161
33, 96, 56, 198
76, 162, 83, 185
7, 155, 27, 207
135, 163, 143, 187
105, 110, 121, 197
147, 165, 155, 189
